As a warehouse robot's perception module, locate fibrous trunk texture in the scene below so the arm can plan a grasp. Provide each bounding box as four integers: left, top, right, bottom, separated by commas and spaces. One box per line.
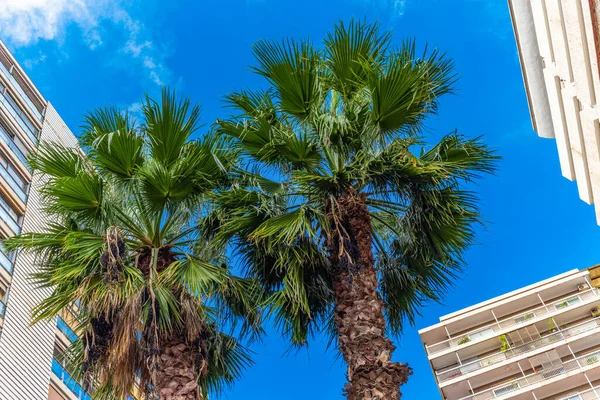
155, 334, 204, 400
327, 190, 411, 400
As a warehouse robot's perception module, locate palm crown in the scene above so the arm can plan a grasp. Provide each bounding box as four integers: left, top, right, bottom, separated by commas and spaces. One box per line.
5, 90, 260, 399
216, 20, 498, 399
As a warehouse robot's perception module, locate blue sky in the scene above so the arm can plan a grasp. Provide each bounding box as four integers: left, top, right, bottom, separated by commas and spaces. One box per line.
3, 0, 600, 399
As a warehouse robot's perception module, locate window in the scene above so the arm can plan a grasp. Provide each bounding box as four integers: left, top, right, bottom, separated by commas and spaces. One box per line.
557, 395, 582, 400
493, 382, 520, 397
555, 296, 580, 310
459, 358, 479, 375
468, 327, 494, 341
3, 91, 37, 136
514, 312, 535, 324
0, 193, 20, 223
0, 152, 27, 193
0, 192, 22, 233
0, 121, 29, 166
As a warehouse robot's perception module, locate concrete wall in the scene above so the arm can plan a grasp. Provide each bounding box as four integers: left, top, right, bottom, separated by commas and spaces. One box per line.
0, 104, 78, 399
510, 0, 600, 223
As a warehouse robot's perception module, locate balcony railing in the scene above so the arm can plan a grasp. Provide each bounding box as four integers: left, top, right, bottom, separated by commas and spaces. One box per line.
0, 87, 39, 144
0, 244, 14, 275
0, 61, 43, 122
51, 358, 92, 400
57, 316, 79, 342
0, 161, 27, 203
0, 196, 21, 234
573, 386, 600, 400
436, 317, 600, 383
426, 289, 600, 356
0, 123, 28, 167
0, 299, 5, 318
460, 348, 600, 400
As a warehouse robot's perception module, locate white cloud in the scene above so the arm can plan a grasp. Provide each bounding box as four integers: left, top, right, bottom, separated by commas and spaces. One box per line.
346, 0, 408, 24
360, 0, 407, 16
393, 0, 408, 16
0, 0, 171, 86
22, 52, 47, 70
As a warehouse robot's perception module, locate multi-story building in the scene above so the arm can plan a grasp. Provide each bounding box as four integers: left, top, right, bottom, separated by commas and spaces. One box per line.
509, 0, 600, 223
419, 267, 600, 400
0, 40, 96, 400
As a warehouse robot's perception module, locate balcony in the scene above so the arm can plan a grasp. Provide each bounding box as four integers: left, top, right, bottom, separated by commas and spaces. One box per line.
0, 61, 43, 123
436, 317, 600, 384
569, 386, 600, 400
0, 195, 21, 234
426, 289, 600, 357
0, 161, 28, 203
0, 85, 39, 144
0, 244, 14, 275
51, 358, 91, 400
57, 316, 78, 342
459, 348, 600, 400
0, 122, 29, 167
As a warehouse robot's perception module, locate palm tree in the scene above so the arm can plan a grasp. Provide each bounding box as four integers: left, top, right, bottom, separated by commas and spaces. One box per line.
5, 90, 261, 400
215, 20, 498, 399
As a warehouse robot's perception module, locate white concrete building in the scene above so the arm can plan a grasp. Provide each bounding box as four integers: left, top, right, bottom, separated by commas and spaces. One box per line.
419, 267, 600, 400
509, 0, 600, 223
0, 40, 93, 400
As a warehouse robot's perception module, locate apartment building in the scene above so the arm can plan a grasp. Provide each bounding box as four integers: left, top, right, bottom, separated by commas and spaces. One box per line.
419, 267, 600, 400
509, 0, 600, 223
0, 40, 97, 400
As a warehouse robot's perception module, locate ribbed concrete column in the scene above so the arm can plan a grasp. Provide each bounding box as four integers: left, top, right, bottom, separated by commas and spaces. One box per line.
509, 0, 556, 138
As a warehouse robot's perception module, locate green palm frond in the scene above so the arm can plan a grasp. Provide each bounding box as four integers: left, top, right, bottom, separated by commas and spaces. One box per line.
143, 87, 201, 167
324, 19, 391, 97
252, 38, 322, 119
216, 19, 498, 345
28, 142, 85, 178
81, 107, 144, 179
366, 39, 456, 134
7, 89, 260, 399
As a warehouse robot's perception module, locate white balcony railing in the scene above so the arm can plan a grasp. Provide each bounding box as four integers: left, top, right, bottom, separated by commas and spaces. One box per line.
459, 348, 600, 400
436, 317, 600, 383
426, 289, 600, 356
573, 386, 600, 400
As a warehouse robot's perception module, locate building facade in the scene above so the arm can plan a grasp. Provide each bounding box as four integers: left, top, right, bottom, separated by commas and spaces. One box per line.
419, 267, 600, 400
509, 0, 600, 223
0, 40, 95, 400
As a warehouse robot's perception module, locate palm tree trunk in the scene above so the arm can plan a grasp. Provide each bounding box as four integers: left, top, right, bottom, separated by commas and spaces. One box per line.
155, 334, 204, 400
327, 190, 411, 400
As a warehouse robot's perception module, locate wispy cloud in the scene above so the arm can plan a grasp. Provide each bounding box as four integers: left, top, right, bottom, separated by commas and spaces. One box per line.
0, 0, 171, 86
347, 0, 408, 22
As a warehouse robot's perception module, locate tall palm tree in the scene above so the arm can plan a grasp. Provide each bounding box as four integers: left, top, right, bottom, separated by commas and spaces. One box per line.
215, 20, 498, 399
5, 90, 261, 400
